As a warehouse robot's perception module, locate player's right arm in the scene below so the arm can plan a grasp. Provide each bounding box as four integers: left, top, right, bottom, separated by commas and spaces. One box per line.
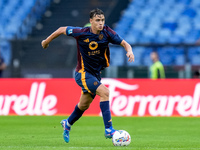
41, 26, 67, 49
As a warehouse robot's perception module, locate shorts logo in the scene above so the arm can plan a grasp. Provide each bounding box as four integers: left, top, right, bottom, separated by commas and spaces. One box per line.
99, 34, 103, 40
89, 41, 98, 50
93, 81, 98, 86
68, 29, 73, 35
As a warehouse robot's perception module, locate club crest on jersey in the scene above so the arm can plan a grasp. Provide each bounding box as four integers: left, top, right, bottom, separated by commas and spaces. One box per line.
84, 38, 89, 43
99, 34, 103, 40
93, 81, 98, 86
89, 41, 98, 50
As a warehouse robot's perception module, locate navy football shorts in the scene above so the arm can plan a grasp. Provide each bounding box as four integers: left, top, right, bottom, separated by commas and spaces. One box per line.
75, 71, 101, 98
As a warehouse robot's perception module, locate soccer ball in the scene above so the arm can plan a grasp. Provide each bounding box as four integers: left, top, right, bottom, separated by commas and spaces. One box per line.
112, 130, 131, 146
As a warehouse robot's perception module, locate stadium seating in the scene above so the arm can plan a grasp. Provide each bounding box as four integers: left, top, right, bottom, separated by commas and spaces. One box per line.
110, 0, 200, 66
0, 0, 51, 65
0, 0, 51, 40
0, 0, 199, 67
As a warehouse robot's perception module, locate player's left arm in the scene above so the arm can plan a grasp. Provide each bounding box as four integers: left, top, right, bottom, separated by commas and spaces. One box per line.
120, 40, 134, 62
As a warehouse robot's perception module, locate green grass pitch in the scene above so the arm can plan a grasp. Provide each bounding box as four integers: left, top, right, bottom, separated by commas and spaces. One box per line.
0, 116, 200, 150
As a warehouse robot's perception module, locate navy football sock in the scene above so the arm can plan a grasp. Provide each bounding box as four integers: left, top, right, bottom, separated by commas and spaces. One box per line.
68, 105, 84, 125
100, 101, 112, 129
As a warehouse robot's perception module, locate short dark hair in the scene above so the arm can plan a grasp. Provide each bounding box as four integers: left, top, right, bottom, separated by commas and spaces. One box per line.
90, 8, 104, 19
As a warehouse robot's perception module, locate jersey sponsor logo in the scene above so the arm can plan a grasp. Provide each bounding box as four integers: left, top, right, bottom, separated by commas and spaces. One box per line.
68, 29, 73, 35
99, 34, 103, 40
84, 38, 89, 43
88, 50, 100, 56
89, 41, 98, 50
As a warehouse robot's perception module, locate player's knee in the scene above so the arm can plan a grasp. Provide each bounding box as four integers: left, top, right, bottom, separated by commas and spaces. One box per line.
102, 88, 109, 100
97, 85, 110, 100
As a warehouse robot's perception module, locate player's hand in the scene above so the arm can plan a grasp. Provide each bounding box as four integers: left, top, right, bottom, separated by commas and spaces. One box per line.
41, 40, 49, 49
126, 51, 134, 62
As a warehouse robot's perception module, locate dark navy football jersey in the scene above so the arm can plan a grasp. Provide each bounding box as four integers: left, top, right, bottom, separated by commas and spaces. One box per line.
66, 25, 123, 76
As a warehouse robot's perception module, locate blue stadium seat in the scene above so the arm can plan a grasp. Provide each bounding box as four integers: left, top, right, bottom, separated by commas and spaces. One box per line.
157, 47, 175, 65
141, 48, 154, 66
182, 7, 196, 18
173, 47, 186, 65
110, 47, 125, 66
188, 47, 200, 65
175, 55, 185, 65
162, 22, 177, 31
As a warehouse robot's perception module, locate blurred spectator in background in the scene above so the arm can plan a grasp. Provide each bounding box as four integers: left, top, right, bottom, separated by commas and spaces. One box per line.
84, 22, 91, 27
0, 49, 7, 78
150, 51, 165, 79
193, 70, 200, 78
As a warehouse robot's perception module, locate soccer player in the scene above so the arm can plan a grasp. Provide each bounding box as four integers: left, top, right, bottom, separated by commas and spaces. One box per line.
41, 8, 134, 143
150, 51, 165, 79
